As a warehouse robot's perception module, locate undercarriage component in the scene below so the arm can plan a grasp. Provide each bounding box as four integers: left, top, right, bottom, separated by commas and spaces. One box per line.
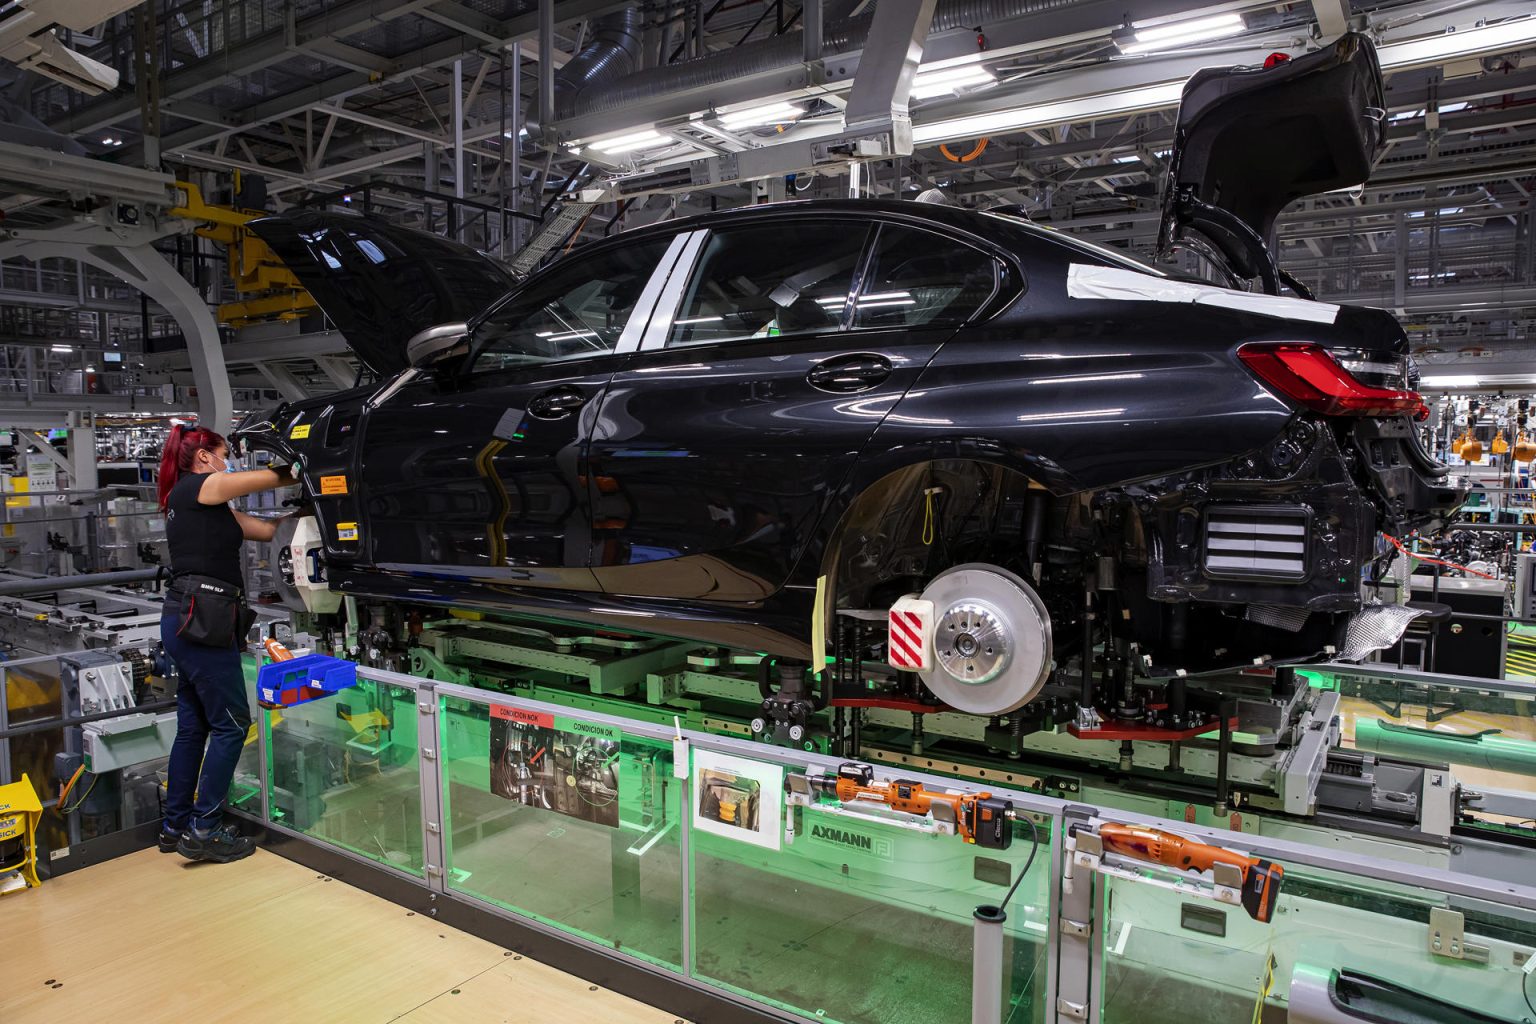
753, 659, 820, 748
915, 563, 1052, 716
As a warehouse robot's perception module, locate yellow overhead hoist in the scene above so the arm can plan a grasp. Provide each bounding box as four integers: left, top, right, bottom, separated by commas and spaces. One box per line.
169, 173, 319, 328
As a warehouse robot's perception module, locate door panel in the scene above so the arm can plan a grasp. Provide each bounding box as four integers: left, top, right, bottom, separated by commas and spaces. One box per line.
352, 234, 679, 588
588, 219, 1000, 602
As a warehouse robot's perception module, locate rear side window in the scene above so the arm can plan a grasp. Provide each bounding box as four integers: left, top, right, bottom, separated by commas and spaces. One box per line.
667, 222, 871, 347
852, 225, 999, 329
472, 238, 671, 371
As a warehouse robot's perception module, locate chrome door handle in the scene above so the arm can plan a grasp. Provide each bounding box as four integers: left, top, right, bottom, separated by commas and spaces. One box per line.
527, 386, 586, 420
806, 353, 893, 393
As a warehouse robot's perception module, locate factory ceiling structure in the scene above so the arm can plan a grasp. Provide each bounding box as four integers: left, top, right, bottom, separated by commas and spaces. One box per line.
0, 0, 1534, 401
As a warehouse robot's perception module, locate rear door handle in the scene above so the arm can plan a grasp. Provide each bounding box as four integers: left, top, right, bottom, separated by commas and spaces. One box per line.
527, 385, 587, 420
806, 353, 893, 393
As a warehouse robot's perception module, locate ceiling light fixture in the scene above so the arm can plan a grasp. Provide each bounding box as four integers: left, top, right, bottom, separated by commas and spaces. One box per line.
1379, 17, 1536, 70
716, 101, 802, 129
911, 64, 996, 99
914, 81, 1185, 145
587, 129, 667, 154
51, 344, 73, 353
1118, 12, 1245, 55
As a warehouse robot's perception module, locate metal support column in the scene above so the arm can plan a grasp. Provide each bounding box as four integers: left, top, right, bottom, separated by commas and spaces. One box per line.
1056, 805, 1095, 1023
453, 58, 466, 240
538, 0, 555, 131
509, 41, 523, 256
840, 0, 936, 143
418, 684, 448, 892
802, 0, 822, 63
68, 424, 98, 491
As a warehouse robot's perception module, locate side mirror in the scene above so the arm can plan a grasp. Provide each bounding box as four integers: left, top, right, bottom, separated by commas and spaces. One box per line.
406, 322, 469, 368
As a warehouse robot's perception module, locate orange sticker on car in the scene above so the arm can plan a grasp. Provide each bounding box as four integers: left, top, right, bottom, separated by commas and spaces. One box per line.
319, 475, 348, 495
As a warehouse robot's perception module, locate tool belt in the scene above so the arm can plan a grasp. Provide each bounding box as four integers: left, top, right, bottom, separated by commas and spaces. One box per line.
167, 574, 255, 649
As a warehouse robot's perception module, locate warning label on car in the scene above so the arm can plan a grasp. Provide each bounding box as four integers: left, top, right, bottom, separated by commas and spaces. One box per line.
319, 474, 348, 495
337, 522, 358, 541
289, 423, 311, 440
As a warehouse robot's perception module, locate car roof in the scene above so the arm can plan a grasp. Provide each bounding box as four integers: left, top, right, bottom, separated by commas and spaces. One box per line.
585, 197, 1026, 251
552, 197, 1168, 279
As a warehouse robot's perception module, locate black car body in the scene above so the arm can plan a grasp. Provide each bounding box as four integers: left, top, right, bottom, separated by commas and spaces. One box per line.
236, 35, 1461, 698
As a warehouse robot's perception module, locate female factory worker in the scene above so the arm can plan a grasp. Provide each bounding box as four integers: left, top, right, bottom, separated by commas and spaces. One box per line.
155, 423, 297, 863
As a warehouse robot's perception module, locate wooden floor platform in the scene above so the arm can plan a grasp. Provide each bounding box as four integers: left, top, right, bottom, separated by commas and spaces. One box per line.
2, 847, 687, 1024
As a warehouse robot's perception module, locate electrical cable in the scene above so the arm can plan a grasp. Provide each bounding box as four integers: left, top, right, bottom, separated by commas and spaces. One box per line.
997, 813, 1041, 913
60, 772, 98, 814
57, 764, 84, 806
1383, 532, 1499, 580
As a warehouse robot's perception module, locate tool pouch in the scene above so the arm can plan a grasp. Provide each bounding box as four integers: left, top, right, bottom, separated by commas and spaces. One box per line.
171, 574, 256, 649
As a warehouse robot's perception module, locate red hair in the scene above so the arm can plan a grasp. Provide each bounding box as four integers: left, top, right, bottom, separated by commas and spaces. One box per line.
157, 424, 227, 510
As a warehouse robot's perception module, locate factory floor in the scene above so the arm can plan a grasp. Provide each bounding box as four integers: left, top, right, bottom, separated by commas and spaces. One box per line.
0, 847, 685, 1024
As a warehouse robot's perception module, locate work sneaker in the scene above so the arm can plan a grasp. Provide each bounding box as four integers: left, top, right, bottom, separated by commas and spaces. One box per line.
176, 823, 257, 864
157, 829, 184, 853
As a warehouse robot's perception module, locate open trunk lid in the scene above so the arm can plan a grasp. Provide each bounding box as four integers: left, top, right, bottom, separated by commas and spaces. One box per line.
247, 211, 516, 376
1157, 33, 1386, 294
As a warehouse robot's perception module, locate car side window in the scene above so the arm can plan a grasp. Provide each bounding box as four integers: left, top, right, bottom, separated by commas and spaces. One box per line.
852, 224, 1000, 330
472, 238, 672, 372
666, 222, 870, 347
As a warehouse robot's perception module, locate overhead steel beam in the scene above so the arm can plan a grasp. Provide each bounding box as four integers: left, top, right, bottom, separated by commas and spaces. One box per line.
841, 0, 936, 137
142, 329, 349, 373
315, 356, 359, 391
254, 361, 311, 403
138, 0, 631, 155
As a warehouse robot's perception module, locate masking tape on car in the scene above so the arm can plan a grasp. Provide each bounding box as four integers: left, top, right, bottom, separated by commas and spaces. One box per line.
1065, 264, 1340, 325
337, 522, 359, 541
320, 475, 348, 495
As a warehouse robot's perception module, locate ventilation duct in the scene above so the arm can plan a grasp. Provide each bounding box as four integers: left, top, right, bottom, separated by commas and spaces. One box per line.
554, 9, 646, 115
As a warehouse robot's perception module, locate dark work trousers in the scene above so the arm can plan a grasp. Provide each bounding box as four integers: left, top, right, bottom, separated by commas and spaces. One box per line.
161, 612, 252, 834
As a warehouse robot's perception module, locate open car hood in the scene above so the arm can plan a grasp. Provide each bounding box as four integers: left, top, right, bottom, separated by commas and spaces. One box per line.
247, 211, 516, 376
1157, 33, 1385, 292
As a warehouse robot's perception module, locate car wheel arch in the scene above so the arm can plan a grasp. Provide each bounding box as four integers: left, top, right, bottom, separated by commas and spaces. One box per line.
804, 449, 1064, 621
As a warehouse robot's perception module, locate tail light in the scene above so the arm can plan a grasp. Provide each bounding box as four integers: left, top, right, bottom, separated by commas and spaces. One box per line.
1238, 342, 1428, 419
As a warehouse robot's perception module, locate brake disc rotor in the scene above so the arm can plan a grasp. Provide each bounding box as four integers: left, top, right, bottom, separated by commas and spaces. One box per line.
917, 563, 1052, 715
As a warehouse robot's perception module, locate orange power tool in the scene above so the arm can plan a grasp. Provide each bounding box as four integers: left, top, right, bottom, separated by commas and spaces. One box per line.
1097, 823, 1284, 923
813, 763, 1014, 849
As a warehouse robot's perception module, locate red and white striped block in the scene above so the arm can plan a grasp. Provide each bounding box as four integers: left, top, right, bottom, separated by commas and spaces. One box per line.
887, 596, 934, 671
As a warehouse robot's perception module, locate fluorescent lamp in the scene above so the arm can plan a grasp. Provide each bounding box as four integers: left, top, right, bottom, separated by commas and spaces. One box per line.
51, 345, 73, 352
588, 129, 666, 154
914, 81, 1184, 145
676, 316, 723, 324
1419, 375, 1480, 387
911, 65, 996, 99
1112, 154, 1142, 164
1379, 18, 1536, 70
1120, 13, 1244, 55
718, 102, 801, 129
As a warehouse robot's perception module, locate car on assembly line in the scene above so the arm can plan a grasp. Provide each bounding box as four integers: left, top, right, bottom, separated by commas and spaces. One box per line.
235, 33, 1462, 718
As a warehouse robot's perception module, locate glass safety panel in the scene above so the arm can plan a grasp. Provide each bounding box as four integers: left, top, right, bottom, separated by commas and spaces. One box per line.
1099, 855, 1536, 1023
688, 752, 1052, 1024
1306, 666, 1536, 840
265, 677, 424, 875
228, 655, 264, 814
439, 696, 683, 970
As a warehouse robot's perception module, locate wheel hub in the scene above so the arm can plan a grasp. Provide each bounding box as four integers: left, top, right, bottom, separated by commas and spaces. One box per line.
915, 564, 1053, 716
935, 603, 1009, 684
